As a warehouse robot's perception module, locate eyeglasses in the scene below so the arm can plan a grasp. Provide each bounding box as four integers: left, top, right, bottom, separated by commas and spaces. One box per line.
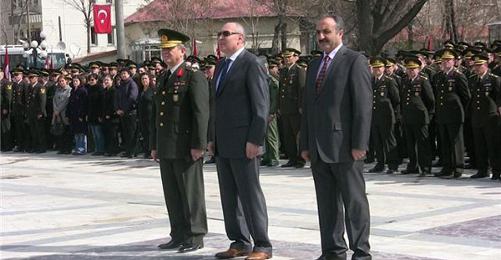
217, 31, 241, 38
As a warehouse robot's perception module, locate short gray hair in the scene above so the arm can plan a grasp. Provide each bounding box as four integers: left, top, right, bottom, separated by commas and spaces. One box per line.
323, 14, 345, 32
232, 22, 246, 42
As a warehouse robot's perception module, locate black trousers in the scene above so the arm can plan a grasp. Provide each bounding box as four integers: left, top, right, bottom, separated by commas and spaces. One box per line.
119, 113, 137, 155
472, 119, 501, 172
372, 123, 399, 170
159, 158, 207, 244
438, 123, 464, 172
280, 114, 303, 163
311, 158, 371, 260
463, 117, 476, 166
216, 157, 272, 253
56, 125, 73, 152
28, 116, 46, 151
12, 115, 26, 150
103, 120, 119, 154
403, 124, 432, 172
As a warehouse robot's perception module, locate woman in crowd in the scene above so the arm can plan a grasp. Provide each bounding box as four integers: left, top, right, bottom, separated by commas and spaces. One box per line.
67, 76, 88, 155
102, 75, 119, 156
87, 73, 105, 155
137, 73, 155, 159
51, 76, 72, 154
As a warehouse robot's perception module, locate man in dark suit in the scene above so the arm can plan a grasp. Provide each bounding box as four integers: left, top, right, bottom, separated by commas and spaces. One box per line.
299, 15, 372, 260
208, 22, 272, 260
150, 29, 210, 253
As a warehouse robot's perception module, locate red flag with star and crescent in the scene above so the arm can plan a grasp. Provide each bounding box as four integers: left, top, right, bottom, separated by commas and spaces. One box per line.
93, 4, 112, 34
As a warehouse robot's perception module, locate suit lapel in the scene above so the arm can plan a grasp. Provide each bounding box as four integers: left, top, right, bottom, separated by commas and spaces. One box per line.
216, 49, 246, 96
317, 46, 347, 97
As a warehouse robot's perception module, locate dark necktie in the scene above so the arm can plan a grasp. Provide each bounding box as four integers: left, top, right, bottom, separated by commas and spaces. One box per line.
316, 56, 331, 94
217, 58, 230, 94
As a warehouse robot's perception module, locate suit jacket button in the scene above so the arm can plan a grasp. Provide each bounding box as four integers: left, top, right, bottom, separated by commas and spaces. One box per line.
161, 101, 165, 105
160, 122, 164, 127
160, 112, 164, 116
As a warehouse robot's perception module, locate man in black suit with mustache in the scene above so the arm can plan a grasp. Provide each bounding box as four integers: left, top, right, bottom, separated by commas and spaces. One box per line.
300, 15, 373, 260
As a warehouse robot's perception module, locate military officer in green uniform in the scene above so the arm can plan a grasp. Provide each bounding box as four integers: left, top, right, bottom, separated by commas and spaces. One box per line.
262, 59, 280, 167
1, 68, 13, 151
278, 48, 306, 168
11, 68, 26, 152
150, 29, 209, 253
369, 57, 401, 174
25, 70, 47, 153
468, 53, 501, 180
433, 49, 471, 178
400, 56, 435, 176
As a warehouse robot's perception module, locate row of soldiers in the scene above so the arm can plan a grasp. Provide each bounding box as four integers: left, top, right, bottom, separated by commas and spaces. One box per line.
1, 40, 500, 181
364, 41, 501, 181
0, 55, 221, 158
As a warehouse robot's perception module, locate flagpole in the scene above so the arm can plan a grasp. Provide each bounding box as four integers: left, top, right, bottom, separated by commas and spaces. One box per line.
115, 0, 126, 59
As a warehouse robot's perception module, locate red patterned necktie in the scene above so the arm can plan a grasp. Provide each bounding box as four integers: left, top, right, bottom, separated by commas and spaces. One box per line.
316, 56, 331, 94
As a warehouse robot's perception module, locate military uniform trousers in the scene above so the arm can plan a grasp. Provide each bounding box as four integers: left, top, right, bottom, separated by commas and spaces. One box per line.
263, 116, 280, 165
12, 114, 27, 150
371, 123, 400, 170
27, 115, 46, 152
437, 123, 464, 172
119, 111, 137, 155
403, 123, 432, 172
472, 118, 501, 172
159, 158, 208, 244
280, 113, 303, 163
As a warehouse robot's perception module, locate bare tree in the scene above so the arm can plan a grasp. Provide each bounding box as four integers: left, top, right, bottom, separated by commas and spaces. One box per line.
61, 0, 92, 54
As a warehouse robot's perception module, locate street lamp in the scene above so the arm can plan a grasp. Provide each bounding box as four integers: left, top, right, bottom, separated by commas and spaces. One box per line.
23, 31, 49, 69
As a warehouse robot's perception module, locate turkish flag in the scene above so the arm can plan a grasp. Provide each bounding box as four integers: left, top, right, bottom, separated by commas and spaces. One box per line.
93, 4, 112, 34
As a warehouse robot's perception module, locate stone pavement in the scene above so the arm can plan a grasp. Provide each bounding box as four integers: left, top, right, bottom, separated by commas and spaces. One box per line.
1, 152, 500, 260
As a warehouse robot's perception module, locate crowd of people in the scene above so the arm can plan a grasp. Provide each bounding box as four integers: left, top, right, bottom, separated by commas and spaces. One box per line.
1, 38, 500, 181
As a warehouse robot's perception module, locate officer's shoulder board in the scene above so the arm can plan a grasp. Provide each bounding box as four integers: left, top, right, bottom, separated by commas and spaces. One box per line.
488, 73, 499, 79
419, 75, 428, 81
453, 68, 464, 76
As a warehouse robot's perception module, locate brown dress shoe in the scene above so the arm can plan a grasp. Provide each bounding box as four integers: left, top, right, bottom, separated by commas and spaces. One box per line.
215, 248, 250, 259
245, 251, 272, 260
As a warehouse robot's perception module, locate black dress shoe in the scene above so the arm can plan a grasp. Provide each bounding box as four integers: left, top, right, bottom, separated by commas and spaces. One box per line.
470, 170, 489, 179
294, 162, 305, 168
386, 169, 395, 174
401, 168, 419, 174
178, 243, 203, 253
280, 161, 295, 168
491, 172, 501, 180
435, 170, 452, 178
364, 158, 375, 164
158, 240, 183, 250
453, 171, 462, 178
368, 164, 384, 173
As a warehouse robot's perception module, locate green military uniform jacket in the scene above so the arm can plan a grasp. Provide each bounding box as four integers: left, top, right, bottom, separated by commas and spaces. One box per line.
25, 82, 47, 119
372, 75, 400, 127
150, 62, 209, 160
268, 75, 279, 115
469, 72, 501, 127
433, 68, 470, 124
278, 63, 305, 115
1, 79, 13, 132
401, 75, 435, 125
11, 80, 25, 118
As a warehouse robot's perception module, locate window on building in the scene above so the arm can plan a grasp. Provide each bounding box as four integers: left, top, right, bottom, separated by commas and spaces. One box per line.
33, 0, 39, 6
107, 27, 115, 45
91, 26, 97, 45
106, 0, 113, 3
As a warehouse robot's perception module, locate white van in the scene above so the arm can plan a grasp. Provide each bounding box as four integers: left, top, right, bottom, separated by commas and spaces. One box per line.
0, 45, 67, 69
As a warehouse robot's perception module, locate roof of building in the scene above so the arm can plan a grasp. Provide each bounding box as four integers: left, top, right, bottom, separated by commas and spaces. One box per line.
125, 0, 292, 25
